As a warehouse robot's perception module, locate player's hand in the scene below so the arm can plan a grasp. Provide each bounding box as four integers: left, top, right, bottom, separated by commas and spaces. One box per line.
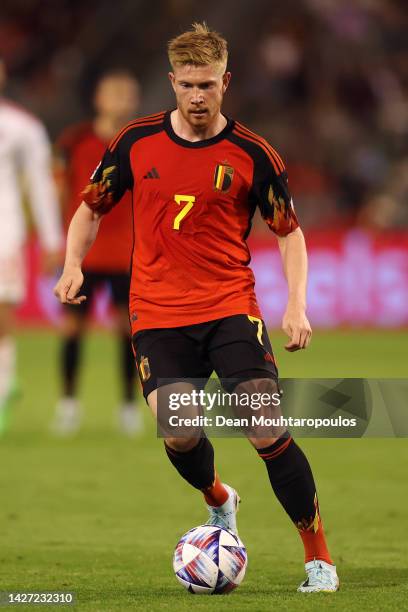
282, 305, 312, 351
53, 266, 86, 305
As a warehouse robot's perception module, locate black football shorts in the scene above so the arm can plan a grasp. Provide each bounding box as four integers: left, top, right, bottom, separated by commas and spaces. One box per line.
132, 314, 278, 400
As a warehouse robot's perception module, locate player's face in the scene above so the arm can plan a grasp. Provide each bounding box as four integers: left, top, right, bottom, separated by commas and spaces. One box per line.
169, 64, 231, 129
94, 76, 140, 121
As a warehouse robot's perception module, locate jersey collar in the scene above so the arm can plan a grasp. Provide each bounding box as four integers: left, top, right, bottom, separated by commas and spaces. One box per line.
164, 110, 234, 148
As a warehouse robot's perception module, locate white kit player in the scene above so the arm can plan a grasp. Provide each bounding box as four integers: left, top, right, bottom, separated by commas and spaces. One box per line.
0, 57, 62, 433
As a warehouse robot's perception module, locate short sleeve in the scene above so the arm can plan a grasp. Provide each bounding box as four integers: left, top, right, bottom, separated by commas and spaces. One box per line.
81, 135, 133, 215
253, 148, 299, 236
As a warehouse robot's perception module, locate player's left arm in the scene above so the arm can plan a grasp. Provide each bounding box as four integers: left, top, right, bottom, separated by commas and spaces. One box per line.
277, 227, 312, 351
255, 150, 312, 351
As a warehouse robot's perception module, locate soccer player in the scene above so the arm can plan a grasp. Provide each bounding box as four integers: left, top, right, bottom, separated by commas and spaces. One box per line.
51, 70, 143, 435
54, 24, 339, 592
0, 56, 62, 434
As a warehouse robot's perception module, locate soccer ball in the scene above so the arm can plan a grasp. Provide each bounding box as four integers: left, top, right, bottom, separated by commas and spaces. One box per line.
173, 525, 247, 594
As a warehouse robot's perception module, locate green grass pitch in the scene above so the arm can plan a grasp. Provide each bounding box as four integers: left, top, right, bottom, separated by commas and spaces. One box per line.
0, 329, 407, 610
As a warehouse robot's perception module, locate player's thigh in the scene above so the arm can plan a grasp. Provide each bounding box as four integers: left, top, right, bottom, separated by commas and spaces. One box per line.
147, 383, 202, 452
208, 314, 278, 383
133, 328, 212, 444
208, 315, 284, 444
132, 328, 212, 402
146, 378, 207, 451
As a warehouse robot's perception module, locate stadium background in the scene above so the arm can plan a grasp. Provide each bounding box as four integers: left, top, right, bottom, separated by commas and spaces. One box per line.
1, 1, 407, 610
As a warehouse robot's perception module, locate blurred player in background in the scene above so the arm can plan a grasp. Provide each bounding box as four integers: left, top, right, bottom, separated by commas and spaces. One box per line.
0, 57, 62, 435
51, 69, 143, 436
54, 24, 338, 592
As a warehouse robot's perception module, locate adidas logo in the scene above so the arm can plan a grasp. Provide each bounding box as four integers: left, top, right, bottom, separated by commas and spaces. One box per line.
143, 167, 160, 179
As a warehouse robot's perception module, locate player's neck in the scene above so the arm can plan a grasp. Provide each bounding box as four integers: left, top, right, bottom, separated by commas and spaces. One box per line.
93, 115, 127, 142
171, 109, 227, 142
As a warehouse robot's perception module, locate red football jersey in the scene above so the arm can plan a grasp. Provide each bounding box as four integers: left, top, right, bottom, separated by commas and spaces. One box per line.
57, 122, 133, 272
82, 111, 299, 334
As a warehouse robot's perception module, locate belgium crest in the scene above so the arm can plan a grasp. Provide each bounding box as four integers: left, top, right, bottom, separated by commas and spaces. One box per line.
213, 164, 234, 193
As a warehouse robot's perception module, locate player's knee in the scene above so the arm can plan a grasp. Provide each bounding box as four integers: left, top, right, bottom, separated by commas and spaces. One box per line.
233, 375, 280, 396
165, 436, 201, 453
232, 376, 281, 413
232, 376, 285, 442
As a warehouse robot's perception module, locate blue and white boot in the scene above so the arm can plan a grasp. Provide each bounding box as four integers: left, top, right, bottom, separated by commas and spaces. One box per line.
205, 484, 240, 536
298, 559, 339, 593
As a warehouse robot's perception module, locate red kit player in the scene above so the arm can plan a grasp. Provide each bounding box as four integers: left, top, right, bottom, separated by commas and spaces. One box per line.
52, 70, 143, 436
54, 25, 339, 592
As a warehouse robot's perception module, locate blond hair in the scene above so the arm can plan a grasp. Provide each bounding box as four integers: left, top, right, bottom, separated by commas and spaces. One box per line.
168, 22, 228, 73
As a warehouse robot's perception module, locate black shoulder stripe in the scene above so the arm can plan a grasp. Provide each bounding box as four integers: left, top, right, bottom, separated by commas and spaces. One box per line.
235, 122, 285, 172
227, 130, 272, 173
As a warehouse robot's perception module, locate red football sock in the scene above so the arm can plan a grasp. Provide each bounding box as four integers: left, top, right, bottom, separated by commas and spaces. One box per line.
202, 472, 229, 507
298, 512, 333, 565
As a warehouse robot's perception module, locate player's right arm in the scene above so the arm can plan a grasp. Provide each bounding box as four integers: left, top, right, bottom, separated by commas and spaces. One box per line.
53, 203, 101, 304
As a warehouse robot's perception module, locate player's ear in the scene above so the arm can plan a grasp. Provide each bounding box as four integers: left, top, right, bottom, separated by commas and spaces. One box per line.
222, 71, 231, 93
168, 72, 176, 91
